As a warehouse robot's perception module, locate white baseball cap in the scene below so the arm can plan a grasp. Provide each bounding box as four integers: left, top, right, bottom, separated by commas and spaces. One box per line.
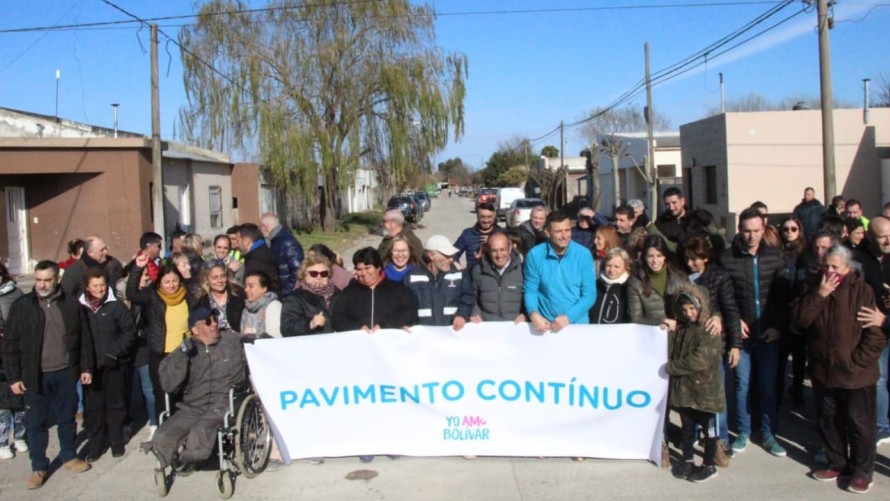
424, 235, 459, 256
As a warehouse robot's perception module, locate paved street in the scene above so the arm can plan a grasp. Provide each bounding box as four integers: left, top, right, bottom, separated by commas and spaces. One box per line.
2, 195, 890, 500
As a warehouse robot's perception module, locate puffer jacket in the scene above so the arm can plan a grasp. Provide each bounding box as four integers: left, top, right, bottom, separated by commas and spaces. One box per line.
694, 264, 742, 350
330, 277, 418, 331
589, 274, 629, 324
280, 288, 334, 337
792, 271, 887, 389
718, 239, 788, 339
158, 330, 245, 414
79, 289, 136, 368
405, 265, 475, 326
792, 198, 826, 237
126, 265, 197, 355
627, 267, 687, 325
469, 252, 524, 321
666, 284, 725, 413
268, 225, 304, 297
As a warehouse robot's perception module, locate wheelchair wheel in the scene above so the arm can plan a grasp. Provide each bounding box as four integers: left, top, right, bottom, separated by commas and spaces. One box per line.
216, 470, 234, 499
234, 393, 271, 478
154, 469, 169, 498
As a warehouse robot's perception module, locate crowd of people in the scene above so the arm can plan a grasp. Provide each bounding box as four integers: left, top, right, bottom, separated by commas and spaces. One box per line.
1, 187, 889, 493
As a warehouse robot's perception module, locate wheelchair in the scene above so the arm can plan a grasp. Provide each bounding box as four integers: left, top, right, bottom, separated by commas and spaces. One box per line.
146, 385, 272, 499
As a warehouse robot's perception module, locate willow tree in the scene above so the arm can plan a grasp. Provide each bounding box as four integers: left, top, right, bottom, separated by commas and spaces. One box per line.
178, 0, 467, 229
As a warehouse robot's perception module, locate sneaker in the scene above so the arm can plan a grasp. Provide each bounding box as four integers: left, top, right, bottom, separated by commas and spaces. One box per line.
27, 470, 47, 490
149, 425, 158, 441
713, 440, 730, 468
811, 469, 843, 482
111, 445, 126, 458
671, 461, 695, 480
14, 439, 29, 453
848, 476, 874, 494
763, 436, 787, 457
731, 433, 749, 454
63, 458, 91, 473
359, 455, 374, 463
877, 428, 890, 446
689, 465, 719, 483
0, 445, 13, 460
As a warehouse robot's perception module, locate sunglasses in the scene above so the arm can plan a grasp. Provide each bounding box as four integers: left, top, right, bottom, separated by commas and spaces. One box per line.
307, 270, 330, 278
203, 315, 218, 326
782, 226, 799, 233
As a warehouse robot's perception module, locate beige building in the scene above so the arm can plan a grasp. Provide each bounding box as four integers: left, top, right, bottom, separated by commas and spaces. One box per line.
595, 131, 682, 214
681, 108, 890, 234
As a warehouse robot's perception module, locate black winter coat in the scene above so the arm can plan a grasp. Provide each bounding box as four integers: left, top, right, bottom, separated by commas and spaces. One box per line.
196, 287, 245, 333
718, 240, 788, 339
694, 265, 742, 350
244, 242, 281, 294
126, 266, 197, 355
2, 289, 92, 392
79, 290, 136, 368
589, 276, 629, 324
331, 278, 418, 331
469, 252, 524, 321
280, 289, 334, 337
61, 255, 124, 300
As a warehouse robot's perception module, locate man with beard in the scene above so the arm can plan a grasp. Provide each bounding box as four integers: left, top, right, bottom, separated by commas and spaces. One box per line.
3, 260, 93, 489
454, 203, 502, 269
61, 236, 124, 299
655, 187, 689, 247
405, 235, 475, 330
524, 211, 597, 332
377, 209, 424, 261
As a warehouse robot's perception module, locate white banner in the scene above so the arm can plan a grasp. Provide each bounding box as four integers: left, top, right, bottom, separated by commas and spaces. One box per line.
244, 322, 668, 464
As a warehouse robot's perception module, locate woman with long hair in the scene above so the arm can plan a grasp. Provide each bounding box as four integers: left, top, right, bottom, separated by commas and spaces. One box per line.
627, 235, 686, 328
196, 262, 244, 333
127, 256, 196, 424
592, 226, 620, 275
383, 235, 420, 283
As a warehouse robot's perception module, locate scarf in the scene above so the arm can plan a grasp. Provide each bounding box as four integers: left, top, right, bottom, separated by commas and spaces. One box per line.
85, 291, 105, 313
600, 272, 629, 285
595, 249, 606, 260
650, 267, 668, 296
0, 280, 17, 296
303, 280, 336, 309
384, 263, 414, 283
157, 285, 186, 306
242, 291, 277, 336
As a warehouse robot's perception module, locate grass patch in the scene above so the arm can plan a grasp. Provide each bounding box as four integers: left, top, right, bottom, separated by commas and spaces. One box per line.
294, 210, 384, 252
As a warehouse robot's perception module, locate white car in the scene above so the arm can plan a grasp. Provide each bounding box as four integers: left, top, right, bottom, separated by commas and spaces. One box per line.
507, 198, 546, 228
495, 187, 527, 221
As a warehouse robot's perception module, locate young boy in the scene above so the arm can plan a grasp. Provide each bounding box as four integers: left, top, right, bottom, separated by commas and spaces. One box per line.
667, 284, 725, 483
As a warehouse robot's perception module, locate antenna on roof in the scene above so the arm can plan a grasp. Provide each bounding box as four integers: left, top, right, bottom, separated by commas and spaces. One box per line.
54, 69, 61, 121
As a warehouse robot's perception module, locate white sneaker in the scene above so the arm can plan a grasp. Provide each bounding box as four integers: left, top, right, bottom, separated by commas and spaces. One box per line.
0, 445, 13, 460
14, 439, 28, 453
149, 425, 157, 440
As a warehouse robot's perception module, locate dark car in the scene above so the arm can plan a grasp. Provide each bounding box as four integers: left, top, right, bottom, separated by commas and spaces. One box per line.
387, 196, 422, 223
406, 194, 425, 221
414, 191, 431, 211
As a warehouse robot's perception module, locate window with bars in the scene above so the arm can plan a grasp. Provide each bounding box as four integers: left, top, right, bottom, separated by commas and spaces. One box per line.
209, 185, 222, 228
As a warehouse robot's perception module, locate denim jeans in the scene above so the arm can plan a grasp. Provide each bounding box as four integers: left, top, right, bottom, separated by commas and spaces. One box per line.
877, 345, 890, 431
133, 364, 158, 427
0, 408, 26, 441
733, 338, 780, 438
24, 369, 78, 471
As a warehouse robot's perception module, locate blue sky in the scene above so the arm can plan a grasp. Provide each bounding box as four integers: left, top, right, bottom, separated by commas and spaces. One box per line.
2, 0, 888, 169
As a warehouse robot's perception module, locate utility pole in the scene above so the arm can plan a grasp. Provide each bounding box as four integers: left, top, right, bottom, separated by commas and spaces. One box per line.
817, 0, 836, 201
560, 120, 565, 208
719, 72, 725, 113
55, 69, 60, 119
644, 43, 657, 216
151, 24, 165, 239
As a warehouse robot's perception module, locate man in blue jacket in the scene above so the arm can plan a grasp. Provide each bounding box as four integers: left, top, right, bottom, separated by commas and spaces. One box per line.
261, 213, 304, 297
524, 211, 597, 332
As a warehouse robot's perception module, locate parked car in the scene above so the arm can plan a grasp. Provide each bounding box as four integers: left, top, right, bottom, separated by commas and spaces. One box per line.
387, 196, 422, 223
507, 198, 546, 228
407, 194, 425, 221
476, 188, 497, 209
414, 191, 431, 211
495, 187, 526, 221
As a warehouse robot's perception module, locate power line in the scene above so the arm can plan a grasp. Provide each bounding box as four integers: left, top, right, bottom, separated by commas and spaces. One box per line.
0, 1, 790, 34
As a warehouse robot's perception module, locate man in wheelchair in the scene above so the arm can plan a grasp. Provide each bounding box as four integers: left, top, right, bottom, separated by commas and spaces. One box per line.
150, 307, 245, 470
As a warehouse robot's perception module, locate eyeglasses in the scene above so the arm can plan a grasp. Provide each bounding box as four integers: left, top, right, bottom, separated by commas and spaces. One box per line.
204, 316, 218, 326
307, 270, 330, 278
392, 249, 409, 254
782, 226, 799, 233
